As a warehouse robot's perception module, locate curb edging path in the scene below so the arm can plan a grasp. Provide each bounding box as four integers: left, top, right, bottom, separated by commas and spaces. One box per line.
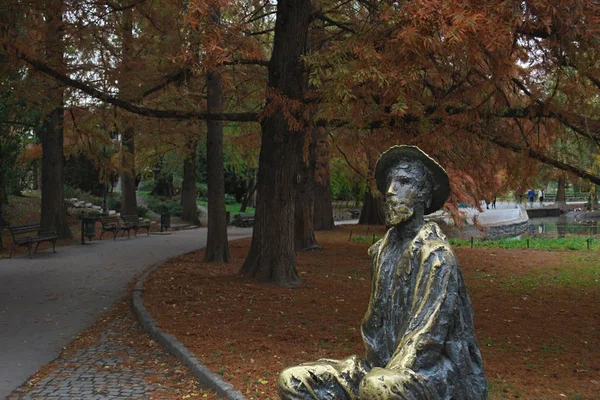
132, 264, 246, 400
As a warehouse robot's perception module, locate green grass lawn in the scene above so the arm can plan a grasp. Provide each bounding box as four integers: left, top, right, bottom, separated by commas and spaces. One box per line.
352, 235, 600, 251
138, 190, 254, 217
449, 236, 600, 251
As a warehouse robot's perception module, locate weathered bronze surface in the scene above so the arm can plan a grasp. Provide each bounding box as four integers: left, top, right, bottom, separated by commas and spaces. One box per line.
278, 146, 487, 399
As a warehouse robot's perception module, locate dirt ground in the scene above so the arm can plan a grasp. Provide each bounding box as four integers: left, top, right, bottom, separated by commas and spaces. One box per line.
143, 225, 600, 400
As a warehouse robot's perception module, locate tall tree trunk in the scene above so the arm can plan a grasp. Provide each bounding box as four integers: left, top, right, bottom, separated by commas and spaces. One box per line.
0, 163, 7, 204
313, 128, 334, 230
0, 172, 5, 250
153, 174, 174, 197
240, 0, 312, 286
358, 150, 385, 225
40, 107, 71, 238
591, 144, 600, 210
358, 188, 386, 225
151, 160, 174, 197
239, 173, 257, 213
590, 184, 598, 211
120, 125, 137, 214
119, 7, 137, 216
314, 173, 334, 230
294, 129, 319, 251
249, 188, 257, 208
32, 160, 39, 190
204, 65, 230, 262
203, 5, 229, 262
554, 175, 568, 210
180, 136, 198, 224
39, 0, 71, 239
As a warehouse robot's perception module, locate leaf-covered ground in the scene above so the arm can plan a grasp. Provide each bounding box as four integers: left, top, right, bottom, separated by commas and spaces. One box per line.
3, 195, 598, 399
144, 225, 600, 400
1, 195, 85, 257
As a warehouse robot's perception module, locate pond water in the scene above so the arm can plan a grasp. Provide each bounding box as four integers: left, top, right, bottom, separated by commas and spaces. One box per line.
527, 215, 600, 238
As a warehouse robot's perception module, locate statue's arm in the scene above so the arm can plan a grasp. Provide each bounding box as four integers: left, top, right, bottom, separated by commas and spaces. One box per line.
386, 243, 459, 371
361, 239, 391, 367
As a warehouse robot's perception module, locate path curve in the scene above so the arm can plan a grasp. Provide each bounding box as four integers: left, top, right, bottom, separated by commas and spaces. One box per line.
133, 264, 246, 400
0, 227, 252, 398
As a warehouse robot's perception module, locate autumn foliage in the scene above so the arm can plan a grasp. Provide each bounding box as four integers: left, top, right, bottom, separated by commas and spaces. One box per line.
2, 0, 600, 283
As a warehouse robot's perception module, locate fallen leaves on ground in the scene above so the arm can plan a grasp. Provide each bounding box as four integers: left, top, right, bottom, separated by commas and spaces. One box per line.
144, 225, 600, 400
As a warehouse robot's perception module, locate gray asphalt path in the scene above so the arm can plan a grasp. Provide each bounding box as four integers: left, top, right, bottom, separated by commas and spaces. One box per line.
0, 227, 252, 399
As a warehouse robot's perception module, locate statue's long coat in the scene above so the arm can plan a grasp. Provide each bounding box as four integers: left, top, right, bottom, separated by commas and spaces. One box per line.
361, 222, 487, 399
278, 222, 487, 400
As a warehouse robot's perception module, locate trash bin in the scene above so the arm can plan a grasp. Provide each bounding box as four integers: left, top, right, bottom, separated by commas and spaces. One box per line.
160, 212, 171, 232
80, 215, 97, 244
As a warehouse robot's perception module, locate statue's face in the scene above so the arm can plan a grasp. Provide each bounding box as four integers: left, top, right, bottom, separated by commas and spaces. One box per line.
384, 161, 429, 226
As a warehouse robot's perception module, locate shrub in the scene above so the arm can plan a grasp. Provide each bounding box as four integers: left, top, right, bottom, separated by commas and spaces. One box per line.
225, 193, 237, 205
63, 186, 102, 205
137, 179, 154, 192
107, 197, 121, 212
137, 190, 152, 200
63, 185, 79, 200
196, 183, 208, 199
137, 205, 149, 218
146, 197, 182, 216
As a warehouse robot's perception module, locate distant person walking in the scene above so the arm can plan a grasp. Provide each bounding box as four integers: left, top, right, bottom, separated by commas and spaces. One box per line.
539, 189, 544, 207
492, 196, 497, 209
528, 189, 535, 208
515, 188, 523, 208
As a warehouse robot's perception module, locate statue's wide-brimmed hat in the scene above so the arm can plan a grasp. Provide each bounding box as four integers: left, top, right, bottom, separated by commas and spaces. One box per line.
375, 145, 450, 215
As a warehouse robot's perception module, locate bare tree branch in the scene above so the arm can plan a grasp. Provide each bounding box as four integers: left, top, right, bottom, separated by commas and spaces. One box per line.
314, 13, 356, 33
18, 50, 259, 122
327, 129, 364, 179
512, 77, 600, 144
0, 120, 37, 128
244, 28, 275, 36
247, 10, 277, 24
141, 58, 269, 99
587, 74, 600, 90
105, 0, 147, 12
473, 129, 600, 185
141, 66, 191, 98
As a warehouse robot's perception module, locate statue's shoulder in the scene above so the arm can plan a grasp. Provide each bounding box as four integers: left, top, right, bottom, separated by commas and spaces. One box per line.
418, 221, 449, 244
416, 222, 457, 264
368, 232, 385, 258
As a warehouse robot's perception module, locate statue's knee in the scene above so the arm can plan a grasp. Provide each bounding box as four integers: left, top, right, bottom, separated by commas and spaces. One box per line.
360, 368, 398, 399
277, 365, 307, 396
359, 368, 416, 399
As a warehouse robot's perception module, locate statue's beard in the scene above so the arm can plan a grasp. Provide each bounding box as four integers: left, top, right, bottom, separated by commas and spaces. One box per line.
386, 203, 414, 226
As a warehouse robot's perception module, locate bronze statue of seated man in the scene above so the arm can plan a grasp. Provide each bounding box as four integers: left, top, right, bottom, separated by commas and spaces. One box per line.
278, 146, 487, 399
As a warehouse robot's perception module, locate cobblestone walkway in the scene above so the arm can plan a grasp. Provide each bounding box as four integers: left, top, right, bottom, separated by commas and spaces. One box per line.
7, 301, 207, 400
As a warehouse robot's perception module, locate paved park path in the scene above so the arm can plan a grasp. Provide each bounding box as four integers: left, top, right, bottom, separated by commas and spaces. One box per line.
0, 227, 252, 399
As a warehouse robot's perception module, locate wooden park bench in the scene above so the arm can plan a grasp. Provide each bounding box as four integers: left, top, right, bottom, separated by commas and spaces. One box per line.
120, 215, 151, 237
98, 216, 134, 240
231, 213, 255, 227
8, 224, 58, 258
